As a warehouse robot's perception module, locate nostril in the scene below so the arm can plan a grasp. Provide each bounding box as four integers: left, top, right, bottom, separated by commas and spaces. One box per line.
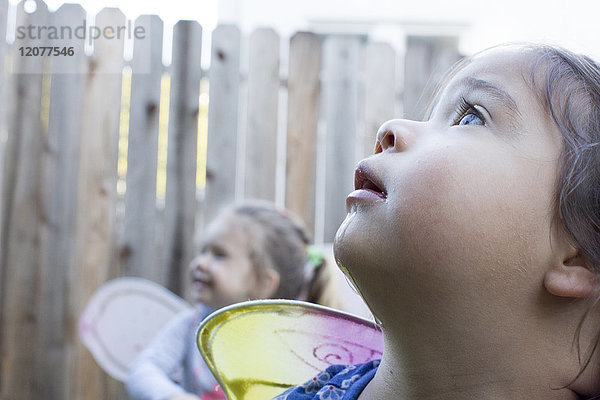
380, 130, 395, 150
376, 119, 415, 153
384, 131, 395, 148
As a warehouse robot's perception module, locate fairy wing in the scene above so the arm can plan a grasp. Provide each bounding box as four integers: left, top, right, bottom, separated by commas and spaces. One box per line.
197, 299, 383, 400
78, 277, 192, 381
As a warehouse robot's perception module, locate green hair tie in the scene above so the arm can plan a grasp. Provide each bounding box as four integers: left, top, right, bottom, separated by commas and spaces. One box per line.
307, 245, 325, 268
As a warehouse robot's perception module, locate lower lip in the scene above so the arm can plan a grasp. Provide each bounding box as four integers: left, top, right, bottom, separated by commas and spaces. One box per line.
347, 189, 386, 202
193, 281, 210, 291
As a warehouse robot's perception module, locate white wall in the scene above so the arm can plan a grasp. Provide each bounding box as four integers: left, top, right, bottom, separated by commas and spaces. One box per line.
217, 0, 600, 60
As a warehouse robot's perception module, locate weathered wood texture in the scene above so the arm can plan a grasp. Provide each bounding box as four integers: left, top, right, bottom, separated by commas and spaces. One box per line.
0, 1, 48, 398
285, 32, 321, 236
121, 15, 164, 281
0, 1, 460, 398
244, 28, 280, 201
403, 35, 460, 120
204, 25, 241, 221
163, 20, 202, 295
69, 8, 125, 400
322, 35, 363, 242
39, 5, 87, 399
0, 0, 8, 256
363, 42, 396, 158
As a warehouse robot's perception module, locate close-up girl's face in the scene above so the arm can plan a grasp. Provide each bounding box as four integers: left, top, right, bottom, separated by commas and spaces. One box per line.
334, 48, 567, 333
189, 214, 261, 310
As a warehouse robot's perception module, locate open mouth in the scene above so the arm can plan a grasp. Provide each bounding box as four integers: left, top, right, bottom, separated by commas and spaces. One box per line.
192, 273, 213, 291
354, 162, 387, 199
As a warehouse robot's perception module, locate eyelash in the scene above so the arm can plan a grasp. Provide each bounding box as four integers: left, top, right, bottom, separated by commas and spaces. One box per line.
453, 97, 486, 126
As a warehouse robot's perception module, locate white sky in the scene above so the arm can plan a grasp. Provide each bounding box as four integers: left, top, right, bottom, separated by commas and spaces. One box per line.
13, 0, 600, 62
32, 0, 219, 28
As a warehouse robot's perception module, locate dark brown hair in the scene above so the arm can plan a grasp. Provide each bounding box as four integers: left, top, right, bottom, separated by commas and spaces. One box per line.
528, 45, 600, 386
529, 45, 600, 276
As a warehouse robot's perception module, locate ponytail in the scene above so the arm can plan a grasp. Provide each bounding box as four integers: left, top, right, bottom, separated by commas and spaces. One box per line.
226, 200, 340, 307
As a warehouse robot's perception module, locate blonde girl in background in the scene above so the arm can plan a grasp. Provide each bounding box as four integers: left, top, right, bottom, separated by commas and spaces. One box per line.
126, 200, 337, 400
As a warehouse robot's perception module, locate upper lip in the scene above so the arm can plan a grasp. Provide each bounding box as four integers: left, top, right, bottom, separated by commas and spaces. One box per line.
354, 161, 387, 198
192, 271, 211, 285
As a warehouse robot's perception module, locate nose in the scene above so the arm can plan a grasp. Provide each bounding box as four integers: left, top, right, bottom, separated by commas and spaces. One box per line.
189, 253, 210, 273
375, 119, 418, 153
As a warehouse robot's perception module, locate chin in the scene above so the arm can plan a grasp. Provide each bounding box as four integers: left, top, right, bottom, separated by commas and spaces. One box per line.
193, 293, 210, 306
334, 208, 383, 261
333, 211, 373, 289
333, 211, 356, 269
333, 218, 384, 323
191, 295, 203, 305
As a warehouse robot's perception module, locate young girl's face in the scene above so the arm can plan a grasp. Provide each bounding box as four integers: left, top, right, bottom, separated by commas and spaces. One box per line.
189, 214, 263, 310
335, 49, 565, 333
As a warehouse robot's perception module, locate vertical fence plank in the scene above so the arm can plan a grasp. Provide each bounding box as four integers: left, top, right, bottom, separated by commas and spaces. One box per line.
121, 15, 163, 281
0, 0, 11, 395
39, 5, 87, 399
243, 28, 279, 200
362, 42, 396, 158
0, 1, 48, 398
322, 35, 363, 242
163, 20, 202, 296
0, 9, 467, 397
285, 32, 321, 236
0, 0, 8, 269
204, 25, 241, 219
403, 35, 460, 120
0, 0, 7, 119
69, 8, 125, 400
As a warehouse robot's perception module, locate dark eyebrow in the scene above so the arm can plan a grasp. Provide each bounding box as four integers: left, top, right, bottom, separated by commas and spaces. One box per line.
461, 77, 522, 126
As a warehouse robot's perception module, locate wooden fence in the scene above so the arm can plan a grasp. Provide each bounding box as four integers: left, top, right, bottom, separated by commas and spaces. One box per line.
0, 0, 460, 398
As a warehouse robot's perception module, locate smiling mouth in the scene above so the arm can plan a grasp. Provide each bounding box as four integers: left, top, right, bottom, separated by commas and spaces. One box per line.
192, 274, 213, 290
354, 163, 387, 199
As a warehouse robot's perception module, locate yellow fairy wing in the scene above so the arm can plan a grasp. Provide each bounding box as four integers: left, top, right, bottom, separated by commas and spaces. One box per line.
197, 299, 382, 400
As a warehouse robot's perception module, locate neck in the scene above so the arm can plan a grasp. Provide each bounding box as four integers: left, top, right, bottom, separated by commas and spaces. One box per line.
358, 329, 580, 400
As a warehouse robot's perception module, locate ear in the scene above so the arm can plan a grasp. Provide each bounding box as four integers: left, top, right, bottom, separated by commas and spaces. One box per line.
254, 268, 280, 299
544, 247, 597, 298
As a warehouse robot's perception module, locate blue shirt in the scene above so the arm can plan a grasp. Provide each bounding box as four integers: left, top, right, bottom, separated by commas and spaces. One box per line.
273, 360, 380, 400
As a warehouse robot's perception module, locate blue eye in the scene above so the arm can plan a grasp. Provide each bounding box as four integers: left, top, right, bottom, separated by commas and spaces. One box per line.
458, 112, 484, 126
454, 97, 486, 127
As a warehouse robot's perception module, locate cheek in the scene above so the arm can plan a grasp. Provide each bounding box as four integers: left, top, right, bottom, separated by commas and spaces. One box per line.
391, 148, 555, 276
334, 136, 561, 325
216, 261, 257, 293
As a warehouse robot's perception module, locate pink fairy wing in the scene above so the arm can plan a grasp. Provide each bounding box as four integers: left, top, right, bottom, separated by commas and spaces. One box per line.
78, 277, 191, 381
197, 299, 382, 400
